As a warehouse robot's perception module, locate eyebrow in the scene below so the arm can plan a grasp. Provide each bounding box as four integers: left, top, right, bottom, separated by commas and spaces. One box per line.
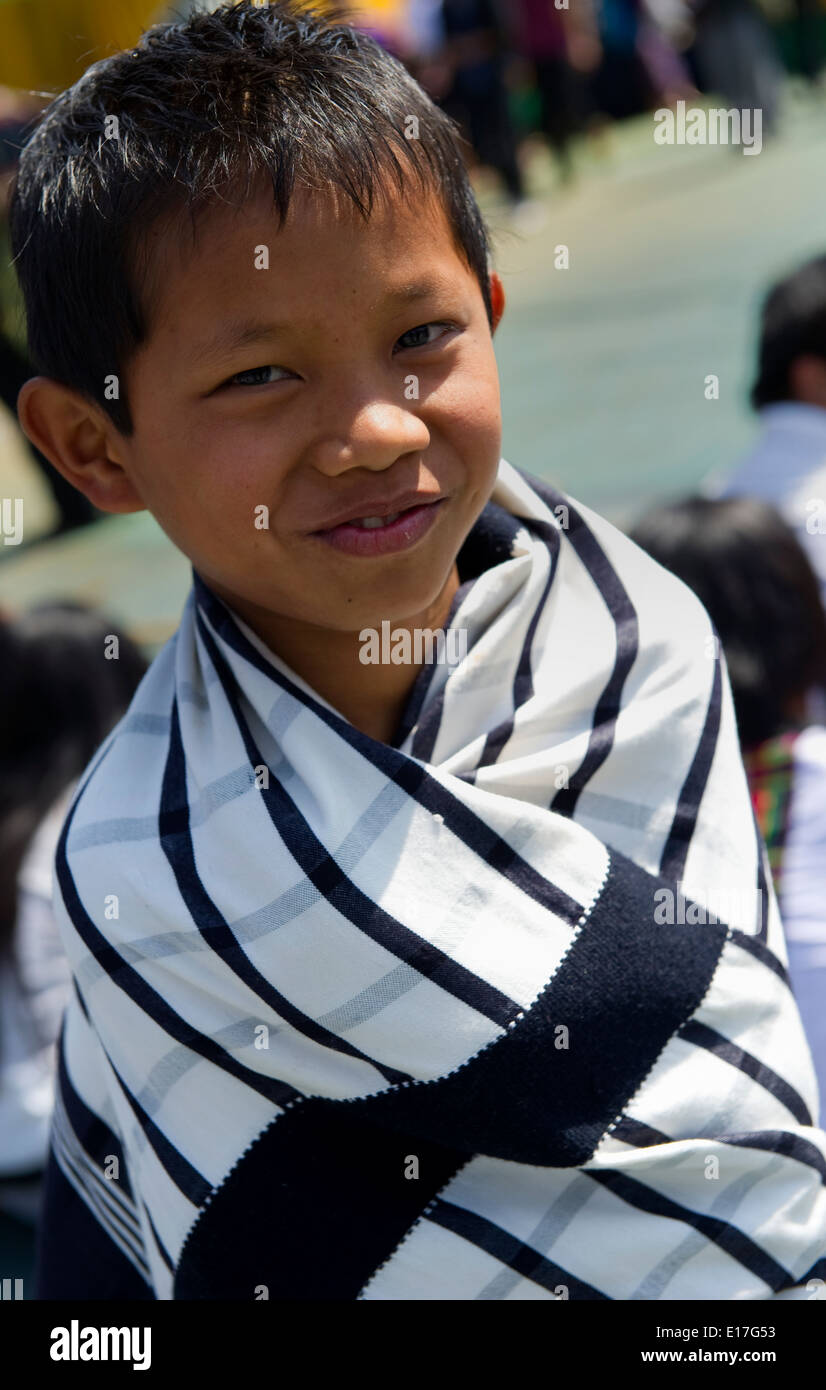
190, 277, 455, 368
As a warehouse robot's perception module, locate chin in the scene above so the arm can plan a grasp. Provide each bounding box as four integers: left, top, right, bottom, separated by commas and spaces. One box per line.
332, 592, 441, 635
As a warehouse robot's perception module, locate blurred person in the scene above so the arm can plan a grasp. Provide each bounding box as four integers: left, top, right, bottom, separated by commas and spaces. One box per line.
396, 0, 455, 97
0, 604, 146, 1243
792, 0, 824, 85
439, 0, 529, 208
689, 0, 782, 134
590, 0, 659, 119
406, 0, 447, 63
636, 0, 697, 104
703, 256, 826, 601
507, 0, 691, 168
508, 0, 600, 181
630, 496, 826, 1108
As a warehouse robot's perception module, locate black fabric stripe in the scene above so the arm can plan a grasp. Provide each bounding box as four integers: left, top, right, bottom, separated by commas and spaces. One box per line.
103, 1047, 212, 1207
426, 1197, 608, 1299
55, 751, 298, 1110
476, 520, 559, 770
718, 1130, 826, 1184
752, 810, 770, 944
614, 1114, 826, 1184
56, 1029, 136, 1204
160, 696, 409, 1087
195, 578, 585, 929
587, 1168, 792, 1292
516, 484, 639, 821
729, 928, 790, 987
196, 612, 529, 1028
659, 654, 722, 881
408, 500, 526, 763
72, 974, 91, 1022
396, 576, 475, 758
35, 1149, 155, 1301
679, 1020, 812, 1126
612, 1115, 670, 1147
457, 497, 528, 582
384, 753, 583, 924
174, 1102, 466, 1299
144, 1202, 176, 1274
55, 1140, 148, 1269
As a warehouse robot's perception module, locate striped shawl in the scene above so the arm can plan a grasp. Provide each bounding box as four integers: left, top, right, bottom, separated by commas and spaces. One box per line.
38, 459, 826, 1300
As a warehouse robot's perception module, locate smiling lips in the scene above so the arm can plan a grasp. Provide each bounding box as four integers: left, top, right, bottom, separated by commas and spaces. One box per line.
312, 497, 445, 557
350, 512, 403, 529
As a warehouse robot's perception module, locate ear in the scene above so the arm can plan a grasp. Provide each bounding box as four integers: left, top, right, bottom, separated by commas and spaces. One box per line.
16, 377, 146, 515
489, 270, 506, 334
788, 355, 826, 410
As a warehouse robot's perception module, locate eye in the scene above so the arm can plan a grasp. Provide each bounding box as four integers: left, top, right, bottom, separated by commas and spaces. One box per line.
395, 322, 456, 352
225, 365, 292, 387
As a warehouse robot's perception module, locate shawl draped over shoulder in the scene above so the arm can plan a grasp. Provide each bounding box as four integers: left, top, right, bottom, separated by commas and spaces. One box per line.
37, 460, 826, 1300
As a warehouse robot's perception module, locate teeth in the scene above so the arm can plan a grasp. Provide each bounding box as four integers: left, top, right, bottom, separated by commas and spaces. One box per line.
354, 512, 400, 529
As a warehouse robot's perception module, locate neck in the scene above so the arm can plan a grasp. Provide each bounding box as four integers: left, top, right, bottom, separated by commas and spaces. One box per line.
215, 566, 462, 745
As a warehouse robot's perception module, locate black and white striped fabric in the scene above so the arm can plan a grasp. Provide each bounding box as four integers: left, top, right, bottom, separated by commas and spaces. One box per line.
37, 459, 826, 1300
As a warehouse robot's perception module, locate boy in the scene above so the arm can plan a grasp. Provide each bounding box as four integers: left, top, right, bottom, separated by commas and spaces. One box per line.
11, 0, 826, 1299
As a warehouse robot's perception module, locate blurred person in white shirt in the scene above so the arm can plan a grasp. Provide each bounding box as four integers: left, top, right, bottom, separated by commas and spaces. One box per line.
703, 256, 826, 604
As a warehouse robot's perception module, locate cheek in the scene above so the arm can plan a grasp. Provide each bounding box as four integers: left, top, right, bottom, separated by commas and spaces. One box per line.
438, 349, 501, 439
440, 385, 502, 495
138, 422, 281, 525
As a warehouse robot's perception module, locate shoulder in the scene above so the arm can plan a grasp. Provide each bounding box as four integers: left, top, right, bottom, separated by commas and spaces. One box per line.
505, 471, 722, 712
553, 487, 719, 682
64, 632, 179, 843
54, 631, 182, 963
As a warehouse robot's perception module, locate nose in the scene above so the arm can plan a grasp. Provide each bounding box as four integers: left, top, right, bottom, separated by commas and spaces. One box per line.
309, 389, 432, 478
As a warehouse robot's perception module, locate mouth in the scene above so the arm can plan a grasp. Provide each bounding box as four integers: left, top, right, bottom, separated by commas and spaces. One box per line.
310, 496, 446, 557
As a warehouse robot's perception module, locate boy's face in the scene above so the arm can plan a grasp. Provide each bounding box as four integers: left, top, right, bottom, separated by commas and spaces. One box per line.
108, 177, 504, 636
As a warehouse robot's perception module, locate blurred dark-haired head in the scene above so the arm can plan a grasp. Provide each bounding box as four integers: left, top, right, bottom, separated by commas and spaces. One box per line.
751, 255, 826, 410
0, 602, 147, 952
629, 496, 826, 749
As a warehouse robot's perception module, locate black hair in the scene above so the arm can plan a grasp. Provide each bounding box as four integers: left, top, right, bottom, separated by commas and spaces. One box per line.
0, 602, 147, 955
9, 0, 493, 436
751, 255, 826, 409
629, 496, 826, 749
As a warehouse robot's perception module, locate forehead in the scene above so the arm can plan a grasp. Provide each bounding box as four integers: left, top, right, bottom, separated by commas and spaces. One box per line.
140, 177, 476, 335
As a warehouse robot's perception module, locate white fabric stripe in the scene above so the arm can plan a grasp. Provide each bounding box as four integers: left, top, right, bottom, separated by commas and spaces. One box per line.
51, 1123, 149, 1274
53, 1139, 151, 1283
51, 1097, 151, 1281
51, 1089, 143, 1238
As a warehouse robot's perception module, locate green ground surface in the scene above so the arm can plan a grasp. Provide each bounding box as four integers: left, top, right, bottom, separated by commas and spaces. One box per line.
4, 84, 826, 647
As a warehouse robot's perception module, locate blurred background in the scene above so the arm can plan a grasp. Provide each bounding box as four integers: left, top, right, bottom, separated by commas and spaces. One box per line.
3, 0, 826, 1295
